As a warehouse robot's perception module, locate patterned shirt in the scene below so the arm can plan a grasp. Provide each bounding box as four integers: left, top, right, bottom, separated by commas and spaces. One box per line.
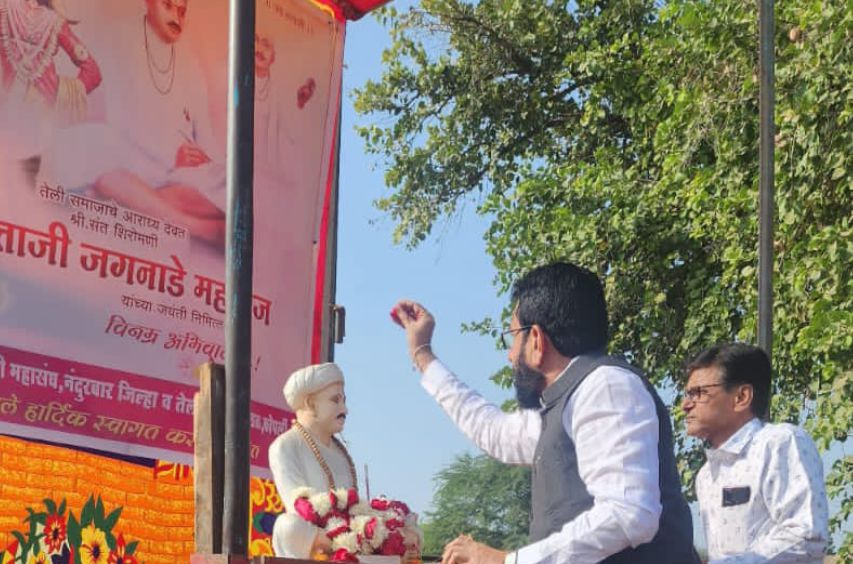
696, 418, 828, 563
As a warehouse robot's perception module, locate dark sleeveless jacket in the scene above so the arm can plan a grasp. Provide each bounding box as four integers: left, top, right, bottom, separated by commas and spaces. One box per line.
529, 354, 699, 563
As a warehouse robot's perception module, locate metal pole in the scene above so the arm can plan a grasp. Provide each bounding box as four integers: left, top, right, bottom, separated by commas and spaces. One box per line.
223, 0, 255, 554
758, 0, 774, 362
326, 96, 343, 361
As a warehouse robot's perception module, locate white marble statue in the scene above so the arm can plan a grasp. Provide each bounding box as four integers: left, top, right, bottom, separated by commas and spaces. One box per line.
269, 363, 357, 558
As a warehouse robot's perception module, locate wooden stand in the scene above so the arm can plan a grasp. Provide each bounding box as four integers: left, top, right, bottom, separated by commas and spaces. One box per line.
194, 362, 227, 554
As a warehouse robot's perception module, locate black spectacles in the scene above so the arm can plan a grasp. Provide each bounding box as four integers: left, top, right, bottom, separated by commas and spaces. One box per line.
683, 383, 725, 403
499, 326, 532, 349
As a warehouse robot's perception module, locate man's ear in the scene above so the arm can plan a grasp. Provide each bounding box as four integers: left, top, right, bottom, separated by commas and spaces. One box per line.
733, 384, 754, 414
527, 325, 546, 368
304, 395, 316, 414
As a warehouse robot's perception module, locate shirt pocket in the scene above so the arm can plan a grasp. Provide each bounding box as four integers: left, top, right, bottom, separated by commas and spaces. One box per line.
714, 487, 756, 553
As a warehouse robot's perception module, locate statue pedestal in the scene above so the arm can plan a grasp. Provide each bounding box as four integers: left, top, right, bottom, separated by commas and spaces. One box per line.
190, 556, 314, 564
190, 556, 405, 564
359, 556, 401, 564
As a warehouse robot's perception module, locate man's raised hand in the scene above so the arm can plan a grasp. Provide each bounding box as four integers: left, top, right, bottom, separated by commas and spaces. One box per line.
391, 300, 436, 371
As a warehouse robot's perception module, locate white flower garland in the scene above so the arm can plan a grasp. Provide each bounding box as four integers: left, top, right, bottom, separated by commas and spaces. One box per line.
286, 488, 422, 562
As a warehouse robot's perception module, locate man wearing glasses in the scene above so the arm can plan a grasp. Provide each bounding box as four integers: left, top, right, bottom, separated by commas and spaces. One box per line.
392, 262, 698, 564
682, 344, 828, 562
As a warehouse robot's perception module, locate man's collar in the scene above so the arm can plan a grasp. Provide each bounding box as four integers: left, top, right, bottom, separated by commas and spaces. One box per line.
538, 358, 576, 409
551, 356, 578, 384
706, 417, 763, 459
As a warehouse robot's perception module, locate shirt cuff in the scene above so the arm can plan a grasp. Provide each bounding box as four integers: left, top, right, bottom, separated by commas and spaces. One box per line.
514, 542, 540, 564
420, 358, 452, 393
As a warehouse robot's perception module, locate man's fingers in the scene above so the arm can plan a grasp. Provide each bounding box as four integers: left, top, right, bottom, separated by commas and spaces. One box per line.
442, 536, 473, 564
442, 545, 460, 564
391, 300, 423, 327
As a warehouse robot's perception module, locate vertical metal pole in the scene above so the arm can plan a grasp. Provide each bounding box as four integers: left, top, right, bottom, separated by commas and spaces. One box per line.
325, 96, 343, 361
224, 0, 255, 554
758, 0, 774, 362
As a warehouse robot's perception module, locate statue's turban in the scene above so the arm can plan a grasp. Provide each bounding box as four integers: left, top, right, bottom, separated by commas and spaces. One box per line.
283, 363, 344, 410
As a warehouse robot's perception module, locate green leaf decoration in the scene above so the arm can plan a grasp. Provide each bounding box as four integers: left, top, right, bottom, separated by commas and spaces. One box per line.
80, 497, 95, 528
102, 507, 122, 533
10, 531, 28, 556
105, 531, 116, 552
57, 499, 67, 516
67, 514, 82, 548
43, 499, 57, 515
94, 497, 105, 528
125, 540, 139, 556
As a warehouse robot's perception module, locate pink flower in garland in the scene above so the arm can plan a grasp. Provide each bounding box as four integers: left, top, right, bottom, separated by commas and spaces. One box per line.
385, 518, 405, 531
378, 531, 406, 556
294, 497, 321, 525
369, 498, 390, 511
326, 516, 350, 539
388, 501, 411, 516
346, 488, 359, 509
363, 517, 378, 540
331, 548, 359, 563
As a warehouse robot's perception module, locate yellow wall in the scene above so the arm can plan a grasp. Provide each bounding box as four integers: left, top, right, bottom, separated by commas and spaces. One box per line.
0, 435, 276, 563
0, 435, 193, 562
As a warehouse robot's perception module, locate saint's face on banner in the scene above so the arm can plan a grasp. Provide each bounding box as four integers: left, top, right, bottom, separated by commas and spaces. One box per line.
144, 0, 188, 44
255, 32, 276, 77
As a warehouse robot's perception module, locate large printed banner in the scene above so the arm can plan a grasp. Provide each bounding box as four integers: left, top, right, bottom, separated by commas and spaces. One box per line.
0, 0, 345, 475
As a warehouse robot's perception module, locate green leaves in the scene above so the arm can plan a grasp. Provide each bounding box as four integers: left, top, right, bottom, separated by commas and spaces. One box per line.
421, 454, 531, 555
359, 0, 852, 553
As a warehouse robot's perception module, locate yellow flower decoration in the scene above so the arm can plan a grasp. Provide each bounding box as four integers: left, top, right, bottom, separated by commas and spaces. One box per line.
27, 552, 48, 564
80, 525, 109, 564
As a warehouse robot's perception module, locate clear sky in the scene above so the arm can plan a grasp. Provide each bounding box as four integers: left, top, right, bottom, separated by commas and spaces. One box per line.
331, 2, 513, 518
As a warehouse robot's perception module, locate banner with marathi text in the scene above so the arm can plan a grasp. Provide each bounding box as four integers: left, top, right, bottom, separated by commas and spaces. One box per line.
0, 0, 345, 476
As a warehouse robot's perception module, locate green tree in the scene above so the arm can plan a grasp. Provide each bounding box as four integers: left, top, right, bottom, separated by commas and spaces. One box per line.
421, 453, 530, 555
355, 0, 852, 556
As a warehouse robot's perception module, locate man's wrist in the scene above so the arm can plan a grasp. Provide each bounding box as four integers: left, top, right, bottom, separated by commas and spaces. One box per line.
411, 344, 436, 373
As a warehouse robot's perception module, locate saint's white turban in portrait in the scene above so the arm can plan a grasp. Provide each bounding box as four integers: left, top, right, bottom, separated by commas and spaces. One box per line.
283, 363, 344, 410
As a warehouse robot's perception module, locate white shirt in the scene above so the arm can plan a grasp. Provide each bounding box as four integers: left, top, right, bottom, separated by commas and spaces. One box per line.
269, 428, 356, 558
421, 359, 663, 564
697, 418, 828, 563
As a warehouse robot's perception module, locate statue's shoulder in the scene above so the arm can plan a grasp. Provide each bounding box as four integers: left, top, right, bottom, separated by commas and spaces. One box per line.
269, 427, 302, 454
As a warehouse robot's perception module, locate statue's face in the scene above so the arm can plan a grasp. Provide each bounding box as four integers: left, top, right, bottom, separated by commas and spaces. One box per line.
145, 0, 187, 44
255, 33, 276, 75
307, 382, 347, 435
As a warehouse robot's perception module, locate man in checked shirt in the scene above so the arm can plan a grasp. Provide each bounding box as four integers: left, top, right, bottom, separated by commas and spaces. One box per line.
682, 343, 829, 563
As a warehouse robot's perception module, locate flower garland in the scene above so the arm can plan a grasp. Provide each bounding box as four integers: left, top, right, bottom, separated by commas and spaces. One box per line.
286, 487, 422, 563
